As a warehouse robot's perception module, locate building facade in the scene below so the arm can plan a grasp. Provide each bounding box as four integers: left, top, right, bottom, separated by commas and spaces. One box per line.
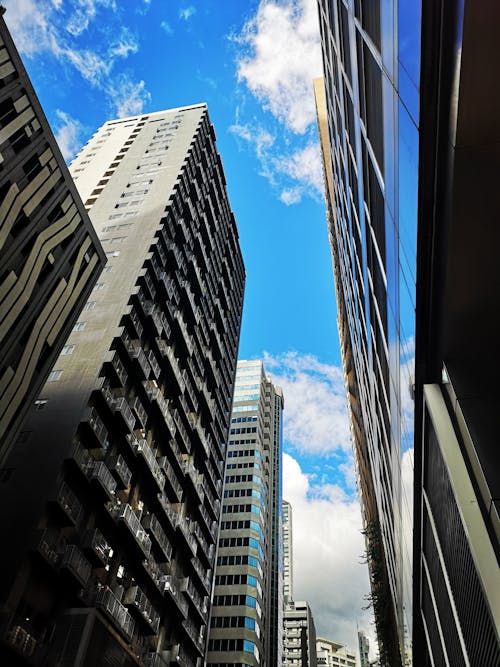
316, 636, 357, 667
357, 631, 369, 667
316, 1, 500, 666
315, 1, 420, 662
284, 601, 317, 667
282, 500, 293, 603
207, 359, 283, 667
0, 8, 105, 466
0, 104, 245, 667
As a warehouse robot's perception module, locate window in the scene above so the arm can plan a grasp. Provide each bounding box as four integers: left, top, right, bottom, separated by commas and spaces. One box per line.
73, 321, 86, 331
83, 301, 97, 311
34, 399, 48, 409
47, 370, 62, 382
60, 344, 75, 355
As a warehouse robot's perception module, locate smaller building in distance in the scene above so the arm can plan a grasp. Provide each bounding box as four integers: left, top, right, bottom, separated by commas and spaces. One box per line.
284, 600, 317, 667
358, 630, 370, 667
0, 8, 105, 466
317, 636, 358, 667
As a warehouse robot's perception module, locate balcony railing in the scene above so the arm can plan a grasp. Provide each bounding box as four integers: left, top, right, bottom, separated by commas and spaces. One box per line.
82, 528, 112, 565
177, 515, 198, 556
60, 545, 92, 586
158, 457, 183, 500
144, 652, 169, 667
131, 347, 151, 379
132, 439, 165, 491
55, 482, 83, 526
88, 461, 117, 498
143, 513, 173, 562
132, 396, 148, 428
148, 350, 161, 378
144, 382, 176, 435
107, 351, 128, 386
80, 408, 108, 449
0, 613, 46, 663
124, 585, 160, 634
95, 587, 135, 641
183, 461, 204, 504
108, 503, 151, 557
35, 529, 62, 567
161, 576, 188, 616
113, 397, 136, 432
165, 348, 186, 392
190, 557, 212, 594
181, 577, 208, 619
182, 617, 204, 654
108, 454, 132, 488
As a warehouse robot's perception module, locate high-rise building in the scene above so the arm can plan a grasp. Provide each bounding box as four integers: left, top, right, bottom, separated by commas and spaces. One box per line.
0, 8, 105, 466
315, 1, 500, 665
207, 359, 283, 667
0, 104, 245, 667
282, 500, 293, 603
283, 600, 317, 667
357, 631, 369, 667
316, 636, 357, 667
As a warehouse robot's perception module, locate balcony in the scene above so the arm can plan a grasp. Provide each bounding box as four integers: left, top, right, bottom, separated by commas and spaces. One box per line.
174, 309, 193, 355
165, 348, 185, 392
0, 613, 47, 665
132, 439, 165, 491
148, 350, 161, 378
182, 617, 204, 655
144, 303, 164, 337
181, 577, 208, 621
88, 461, 117, 499
123, 585, 160, 635
82, 527, 112, 565
127, 307, 144, 338
158, 457, 182, 500
54, 482, 83, 526
107, 502, 151, 557
190, 557, 212, 595
161, 576, 188, 617
144, 652, 169, 667
108, 454, 132, 489
191, 523, 214, 567
34, 528, 62, 568
60, 545, 92, 586
197, 503, 216, 539
143, 513, 173, 562
144, 381, 176, 436
173, 409, 191, 453
95, 587, 135, 642
130, 346, 151, 379
113, 397, 136, 432
106, 351, 128, 387
183, 461, 204, 504
80, 408, 108, 449
177, 515, 198, 557
132, 396, 148, 428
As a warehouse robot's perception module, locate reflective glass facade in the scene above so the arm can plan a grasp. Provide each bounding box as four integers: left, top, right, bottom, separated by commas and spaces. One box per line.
316, 1, 421, 664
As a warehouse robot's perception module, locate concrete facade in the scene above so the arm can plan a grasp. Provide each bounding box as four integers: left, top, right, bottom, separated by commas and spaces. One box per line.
0, 104, 245, 667
316, 636, 357, 667
282, 500, 293, 603
283, 601, 317, 667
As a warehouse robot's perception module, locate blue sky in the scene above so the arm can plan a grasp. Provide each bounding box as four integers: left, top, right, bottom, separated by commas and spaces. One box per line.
5, 0, 374, 650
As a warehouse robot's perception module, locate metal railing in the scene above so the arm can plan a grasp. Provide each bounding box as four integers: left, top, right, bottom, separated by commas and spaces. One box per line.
95, 587, 135, 641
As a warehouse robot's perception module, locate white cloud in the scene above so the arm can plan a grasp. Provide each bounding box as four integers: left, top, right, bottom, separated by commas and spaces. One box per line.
54, 110, 84, 162
264, 351, 351, 455
236, 0, 323, 134
179, 6, 196, 21
160, 20, 173, 35
284, 453, 375, 651
111, 75, 151, 118
274, 141, 323, 203
3, 0, 149, 119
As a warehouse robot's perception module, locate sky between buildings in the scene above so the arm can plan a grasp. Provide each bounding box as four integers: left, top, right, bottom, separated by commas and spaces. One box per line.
4, 0, 376, 653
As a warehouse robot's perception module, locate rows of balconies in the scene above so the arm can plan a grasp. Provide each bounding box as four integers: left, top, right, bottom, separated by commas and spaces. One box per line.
143, 381, 176, 435
142, 513, 173, 562
123, 585, 160, 634
147, 349, 161, 379
0, 612, 46, 664
181, 577, 208, 621
197, 503, 217, 539
88, 461, 117, 499
95, 587, 135, 642
165, 348, 186, 392
114, 396, 136, 432
177, 514, 198, 557
55, 481, 83, 526
183, 461, 204, 504
191, 522, 214, 566
173, 409, 190, 453
106, 351, 128, 387
182, 617, 205, 655
80, 407, 109, 449
174, 308, 193, 355
107, 502, 152, 558
128, 307, 144, 339
132, 395, 148, 428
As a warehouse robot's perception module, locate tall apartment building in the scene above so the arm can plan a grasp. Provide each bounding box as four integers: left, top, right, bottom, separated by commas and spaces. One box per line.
283, 601, 317, 667
207, 360, 283, 667
282, 500, 293, 603
315, 1, 500, 666
0, 104, 245, 667
357, 631, 369, 667
0, 8, 105, 466
316, 637, 357, 667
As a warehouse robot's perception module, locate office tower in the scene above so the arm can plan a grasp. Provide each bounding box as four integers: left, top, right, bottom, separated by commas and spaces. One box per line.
0, 9, 105, 466
0, 104, 245, 666
314, 0, 419, 661
412, 2, 500, 666
207, 360, 283, 667
282, 500, 293, 603
283, 601, 317, 667
316, 637, 357, 667
315, 1, 500, 666
357, 631, 369, 667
